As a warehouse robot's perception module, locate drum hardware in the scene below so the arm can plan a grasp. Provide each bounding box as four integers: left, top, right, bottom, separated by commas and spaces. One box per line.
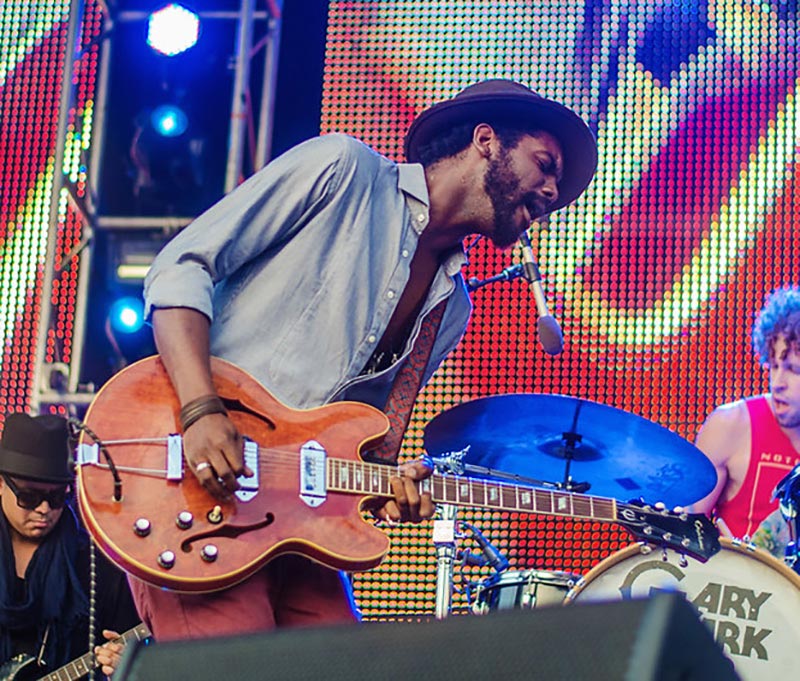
430, 451, 515, 618
430, 453, 466, 620
773, 462, 800, 574
430, 448, 588, 492
460, 521, 509, 573
469, 568, 580, 614
433, 503, 458, 620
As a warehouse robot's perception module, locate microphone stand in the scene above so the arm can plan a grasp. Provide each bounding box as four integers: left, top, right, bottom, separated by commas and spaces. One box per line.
467, 264, 525, 292
433, 502, 458, 620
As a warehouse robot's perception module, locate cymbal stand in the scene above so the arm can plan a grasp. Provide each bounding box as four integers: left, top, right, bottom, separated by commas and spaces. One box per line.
559, 400, 591, 493
433, 502, 458, 619
429, 451, 464, 619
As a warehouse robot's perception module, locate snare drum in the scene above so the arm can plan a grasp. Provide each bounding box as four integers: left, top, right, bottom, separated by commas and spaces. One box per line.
565, 538, 800, 679
473, 569, 578, 614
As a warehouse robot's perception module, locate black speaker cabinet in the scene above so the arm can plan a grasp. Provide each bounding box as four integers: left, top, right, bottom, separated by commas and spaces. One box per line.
116, 593, 737, 680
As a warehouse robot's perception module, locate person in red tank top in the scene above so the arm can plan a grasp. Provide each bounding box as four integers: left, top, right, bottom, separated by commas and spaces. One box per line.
690, 287, 800, 545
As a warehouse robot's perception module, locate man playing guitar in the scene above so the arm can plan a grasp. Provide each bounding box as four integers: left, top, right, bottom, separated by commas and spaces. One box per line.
131, 79, 598, 640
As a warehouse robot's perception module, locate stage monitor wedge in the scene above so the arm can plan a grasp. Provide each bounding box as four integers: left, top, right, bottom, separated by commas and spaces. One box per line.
115, 593, 738, 681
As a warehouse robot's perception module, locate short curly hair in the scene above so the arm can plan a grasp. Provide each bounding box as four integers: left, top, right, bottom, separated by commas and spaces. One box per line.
752, 287, 800, 364
414, 120, 543, 167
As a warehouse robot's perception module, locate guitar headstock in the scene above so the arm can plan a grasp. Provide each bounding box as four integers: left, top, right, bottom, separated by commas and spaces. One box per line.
617, 500, 721, 562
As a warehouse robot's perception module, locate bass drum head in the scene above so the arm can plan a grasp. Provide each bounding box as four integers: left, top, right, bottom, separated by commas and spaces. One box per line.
565, 538, 800, 679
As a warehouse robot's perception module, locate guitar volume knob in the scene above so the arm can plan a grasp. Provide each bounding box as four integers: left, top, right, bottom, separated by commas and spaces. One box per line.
201, 544, 219, 562
133, 518, 151, 537
176, 511, 194, 530
158, 550, 176, 569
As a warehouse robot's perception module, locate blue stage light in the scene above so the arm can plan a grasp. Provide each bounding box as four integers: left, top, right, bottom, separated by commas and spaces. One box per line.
147, 4, 200, 57
109, 297, 145, 334
150, 104, 188, 137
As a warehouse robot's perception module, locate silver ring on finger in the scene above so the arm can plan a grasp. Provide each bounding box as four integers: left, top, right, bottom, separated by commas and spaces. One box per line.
195, 461, 211, 473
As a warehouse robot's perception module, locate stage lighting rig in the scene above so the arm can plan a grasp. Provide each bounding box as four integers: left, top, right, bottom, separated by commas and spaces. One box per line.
147, 4, 201, 56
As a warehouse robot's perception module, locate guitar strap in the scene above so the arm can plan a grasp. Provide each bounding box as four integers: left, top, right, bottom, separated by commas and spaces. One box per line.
369, 298, 448, 464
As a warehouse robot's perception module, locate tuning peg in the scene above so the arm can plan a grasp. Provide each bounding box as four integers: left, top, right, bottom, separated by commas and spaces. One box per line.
679, 554, 689, 568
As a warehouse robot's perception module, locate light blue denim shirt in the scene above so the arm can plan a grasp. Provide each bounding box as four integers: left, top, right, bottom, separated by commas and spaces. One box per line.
144, 133, 472, 410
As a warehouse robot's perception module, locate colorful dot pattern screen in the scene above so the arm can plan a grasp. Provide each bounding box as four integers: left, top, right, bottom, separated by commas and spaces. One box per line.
0, 0, 100, 423
1, 1, 798, 621
321, 1, 799, 618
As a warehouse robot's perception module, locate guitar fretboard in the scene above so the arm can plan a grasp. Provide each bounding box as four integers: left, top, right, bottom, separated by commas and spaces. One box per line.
39, 623, 150, 681
326, 458, 618, 522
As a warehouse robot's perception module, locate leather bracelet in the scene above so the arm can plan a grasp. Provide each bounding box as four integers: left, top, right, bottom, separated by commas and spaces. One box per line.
179, 395, 228, 432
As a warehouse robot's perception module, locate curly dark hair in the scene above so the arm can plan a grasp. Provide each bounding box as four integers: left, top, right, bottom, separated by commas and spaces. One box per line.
752, 287, 800, 364
414, 119, 544, 167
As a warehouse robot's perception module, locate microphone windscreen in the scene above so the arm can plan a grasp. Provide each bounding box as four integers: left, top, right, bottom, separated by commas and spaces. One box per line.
538, 315, 563, 355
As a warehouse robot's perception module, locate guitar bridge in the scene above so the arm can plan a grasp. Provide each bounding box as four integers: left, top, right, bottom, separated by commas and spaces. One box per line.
299, 440, 327, 507
235, 438, 259, 502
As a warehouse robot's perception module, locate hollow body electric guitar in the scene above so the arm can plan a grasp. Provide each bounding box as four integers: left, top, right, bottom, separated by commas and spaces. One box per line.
77, 356, 720, 593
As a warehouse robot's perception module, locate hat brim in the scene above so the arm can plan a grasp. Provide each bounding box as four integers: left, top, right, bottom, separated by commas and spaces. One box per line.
404, 93, 598, 212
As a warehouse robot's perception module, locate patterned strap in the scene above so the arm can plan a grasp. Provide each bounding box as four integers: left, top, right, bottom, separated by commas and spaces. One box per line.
369, 299, 448, 463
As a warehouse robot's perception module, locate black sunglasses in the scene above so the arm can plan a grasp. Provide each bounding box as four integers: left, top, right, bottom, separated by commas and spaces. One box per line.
2, 474, 69, 510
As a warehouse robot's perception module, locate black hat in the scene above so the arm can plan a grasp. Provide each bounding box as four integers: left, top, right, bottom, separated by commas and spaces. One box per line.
404, 79, 598, 212
0, 413, 73, 483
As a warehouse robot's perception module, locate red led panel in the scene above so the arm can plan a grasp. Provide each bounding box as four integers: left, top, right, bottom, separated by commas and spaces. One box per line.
321, 1, 799, 619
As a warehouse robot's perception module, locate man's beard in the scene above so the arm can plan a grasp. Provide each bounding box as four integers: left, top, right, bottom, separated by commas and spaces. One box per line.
484, 148, 525, 249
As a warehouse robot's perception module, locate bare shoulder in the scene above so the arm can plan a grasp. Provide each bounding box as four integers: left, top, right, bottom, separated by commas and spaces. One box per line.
694, 399, 751, 464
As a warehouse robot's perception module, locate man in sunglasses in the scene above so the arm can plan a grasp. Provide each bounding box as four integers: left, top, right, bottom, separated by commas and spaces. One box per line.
0, 412, 140, 678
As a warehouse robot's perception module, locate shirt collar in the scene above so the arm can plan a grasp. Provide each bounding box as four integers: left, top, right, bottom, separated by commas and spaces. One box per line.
397, 162, 429, 205
398, 162, 467, 276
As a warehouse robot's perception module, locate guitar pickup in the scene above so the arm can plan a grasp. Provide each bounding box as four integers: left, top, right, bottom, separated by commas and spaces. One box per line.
299, 440, 327, 508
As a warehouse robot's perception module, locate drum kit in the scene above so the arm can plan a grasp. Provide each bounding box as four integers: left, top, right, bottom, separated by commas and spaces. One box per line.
423, 393, 800, 680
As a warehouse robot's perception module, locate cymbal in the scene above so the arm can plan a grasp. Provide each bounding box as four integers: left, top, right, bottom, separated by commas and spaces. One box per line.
424, 394, 716, 508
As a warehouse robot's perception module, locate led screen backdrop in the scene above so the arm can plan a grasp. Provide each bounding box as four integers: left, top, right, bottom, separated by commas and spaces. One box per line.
320, 1, 799, 617
0, 0, 99, 423
1, 0, 798, 622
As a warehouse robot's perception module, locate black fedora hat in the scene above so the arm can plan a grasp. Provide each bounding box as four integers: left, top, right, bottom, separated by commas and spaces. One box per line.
404, 79, 598, 212
0, 413, 73, 483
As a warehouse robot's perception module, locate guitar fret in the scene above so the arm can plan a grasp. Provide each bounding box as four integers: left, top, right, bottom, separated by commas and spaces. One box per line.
456, 479, 471, 504
501, 483, 516, 509
370, 466, 381, 494
535, 489, 553, 514
572, 494, 593, 518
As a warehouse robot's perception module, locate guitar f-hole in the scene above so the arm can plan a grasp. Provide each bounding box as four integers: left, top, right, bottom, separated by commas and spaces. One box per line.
179, 513, 276, 553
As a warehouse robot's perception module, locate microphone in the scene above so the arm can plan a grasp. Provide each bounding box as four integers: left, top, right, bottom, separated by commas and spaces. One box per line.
518, 230, 563, 355
464, 522, 509, 573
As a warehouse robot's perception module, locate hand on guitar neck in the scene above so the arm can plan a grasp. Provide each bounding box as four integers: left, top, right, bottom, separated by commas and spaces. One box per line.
363, 459, 435, 524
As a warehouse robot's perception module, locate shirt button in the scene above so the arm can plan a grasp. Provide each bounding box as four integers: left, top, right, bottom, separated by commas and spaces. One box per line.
386, 290, 396, 299
416, 214, 425, 223
401, 249, 410, 258
367, 335, 376, 343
